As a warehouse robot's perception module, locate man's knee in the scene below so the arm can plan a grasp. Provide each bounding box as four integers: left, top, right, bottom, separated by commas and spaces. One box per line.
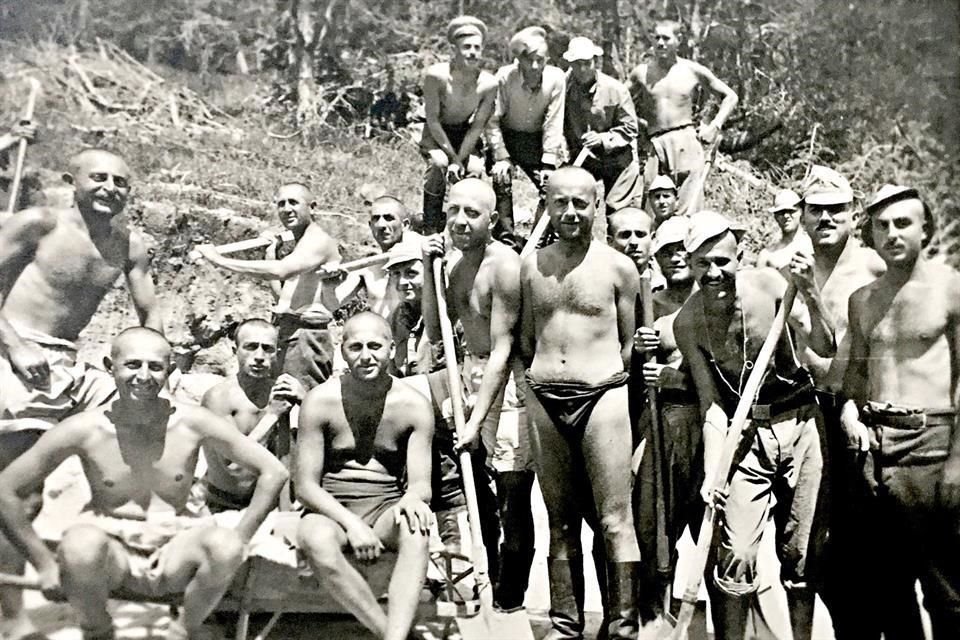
598, 509, 633, 542
197, 527, 245, 570
298, 518, 344, 569
397, 525, 428, 553
59, 524, 113, 572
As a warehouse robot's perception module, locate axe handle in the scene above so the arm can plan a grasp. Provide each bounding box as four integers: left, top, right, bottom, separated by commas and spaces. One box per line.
190, 230, 295, 261
6, 79, 41, 215
316, 252, 391, 278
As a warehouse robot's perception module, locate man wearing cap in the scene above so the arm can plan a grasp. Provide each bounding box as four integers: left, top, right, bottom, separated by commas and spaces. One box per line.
841, 185, 960, 639
756, 189, 813, 270
383, 242, 429, 377
419, 16, 497, 234
627, 20, 738, 218
487, 26, 566, 249
646, 174, 679, 228
630, 215, 706, 623
673, 210, 834, 639
563, 37, 642, 214
521, 166, 641, 639
789, 166, 887, 637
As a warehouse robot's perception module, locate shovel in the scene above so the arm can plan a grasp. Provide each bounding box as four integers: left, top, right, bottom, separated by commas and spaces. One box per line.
664, 284, 797, 640
5, 77, 41, 216
430, 259, 534, 640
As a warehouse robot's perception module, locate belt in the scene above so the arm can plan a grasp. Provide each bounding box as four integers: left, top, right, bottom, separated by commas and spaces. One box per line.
649, 122, 695, 138
861, 405, 955, 430
749, 387, 816, 423
658, 388, 698, 407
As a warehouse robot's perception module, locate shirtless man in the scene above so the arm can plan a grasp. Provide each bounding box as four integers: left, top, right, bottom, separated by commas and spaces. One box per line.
840, 185, 957, 639
199, 319, 304, 512
790, 167, 888, 637
646, 174, 679, 228
487, 26, 566, 248
673, 210, 834, 640
756, 189, 813, 270
606, 206, 666, 292
422, 178, 536, 611
628, 20, 738, 217
295, 312, 434, 640
196, 182, 341, 388
0, 328, 288, 640
520, 166, 640, 639
419, 16, 496, 234
0, 148, 161, 639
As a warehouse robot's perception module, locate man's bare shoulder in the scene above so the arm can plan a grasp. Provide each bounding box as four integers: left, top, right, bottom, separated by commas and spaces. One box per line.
0, 206, 60, 242
424, 62, 451, 82
202, 375, 241, 409
593, 241, 637, 276
674, 290, 704, 347
388, 376, 433, 423
487, 241, 521, 275
478, 70, 498, 94
742, 266, 786, 297
846, 243, 886, 277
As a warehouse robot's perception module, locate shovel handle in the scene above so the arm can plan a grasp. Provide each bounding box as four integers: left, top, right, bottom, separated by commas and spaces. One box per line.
6, 78, 42, 215
0, 572, 41, 590
190, 230, 295, 262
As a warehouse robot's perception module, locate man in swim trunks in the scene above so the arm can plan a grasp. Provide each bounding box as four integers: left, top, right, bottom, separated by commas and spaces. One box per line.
755, 189, 812, 270
520, 166, 641, 638
196, 182, 343, 388
0, 148, 162, 639
295, 312, 434, 640
419, 16, 497, 234
487, 26, 566, 248
199, 319, 304, 513
422, 178, 537, 611
563, 37, 642, 214
627, 20, 738, 217
673, 210, 834, 640
0, 328, 288, 640
841, 185, 960, 639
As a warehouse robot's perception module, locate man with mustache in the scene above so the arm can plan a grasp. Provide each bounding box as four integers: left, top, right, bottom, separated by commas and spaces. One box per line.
419, 16, 496, 234
788, 167, 889, 638
673, 210, 834, 640
487, 26, 566, 248
841, 185, 960, 639
756, 189, 812, 270
627, 20, 738, 217
0, 148, 162, 640
521, 166, 641, 639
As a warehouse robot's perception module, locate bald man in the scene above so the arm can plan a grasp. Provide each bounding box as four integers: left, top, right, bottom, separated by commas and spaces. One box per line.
296, 312, 434, 640
520, 166, 641, 639
197, 182, 344, 388
419, 16, 497, 234
422, 177, 537, 611
0, 148, 162, 639
0, 328, 288, 640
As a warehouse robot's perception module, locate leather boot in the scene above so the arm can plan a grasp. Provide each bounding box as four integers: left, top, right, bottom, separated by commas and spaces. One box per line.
492, 178, 521, 251
422, 190, 446, 235
544, 557, 586, 640
605, 562, 640, 639
493, 548, 535, 612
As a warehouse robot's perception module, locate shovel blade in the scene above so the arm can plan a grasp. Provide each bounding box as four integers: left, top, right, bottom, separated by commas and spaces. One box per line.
456, 607, 535, 640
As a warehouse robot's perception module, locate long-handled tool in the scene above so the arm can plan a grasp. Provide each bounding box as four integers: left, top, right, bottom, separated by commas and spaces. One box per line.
520, 147, 592, 259
684, 134, 722, 215
666, 284, 798, 640
431, 259, 534, 640
5, 77, 42, 215
640, 271, 674, 621
190, 230, 295, 262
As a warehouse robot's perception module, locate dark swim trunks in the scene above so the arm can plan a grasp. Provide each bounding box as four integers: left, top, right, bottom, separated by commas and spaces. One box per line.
525, 371, 630, 439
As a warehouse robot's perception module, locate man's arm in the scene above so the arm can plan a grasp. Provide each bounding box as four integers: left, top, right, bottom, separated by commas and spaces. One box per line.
456, 77, 496, 166
691, 61, 738, 141
403, 396, 435, 505
0, 418, 86, 588
198, 225, 339, 281
776, 259, 835, 357
614, 254, 641, 369
485, 69, 510, 164
125, 232, 163, 333
601, 82, 639, 153
540, 71, 566, 167
518, 259, 536, 367
840, 289, 871, 451
193, 406, 288, 542
422, 70, 458, 162
420, 240, 452, 344
0, 208, 57, 381
460, 254, 521, 448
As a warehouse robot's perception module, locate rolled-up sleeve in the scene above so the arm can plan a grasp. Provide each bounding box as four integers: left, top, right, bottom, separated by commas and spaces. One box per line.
601, 81, 638, 153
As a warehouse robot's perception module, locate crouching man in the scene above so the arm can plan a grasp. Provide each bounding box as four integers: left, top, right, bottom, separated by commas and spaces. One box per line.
296, 312, 435, 640
0, 328, 288, 640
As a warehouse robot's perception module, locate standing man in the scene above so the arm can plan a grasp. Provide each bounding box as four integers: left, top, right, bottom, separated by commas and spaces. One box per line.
487, 26, 566, 248
295, 312, 434, 640
673, 210, 834, 640
199, 319, 304, 513
0, 328, 288, 640
563, 37, 642, 214
422, 178, 537, 612
419, 16, 496, 234
0, 148, 162, 640
628, 20, 738, 217
196, 182, 342, 388
840, 185, 956, 638
756, 189, 813, 270
521, 166, 641, 639
646, 174, 679, 228
606, 206, 666, 293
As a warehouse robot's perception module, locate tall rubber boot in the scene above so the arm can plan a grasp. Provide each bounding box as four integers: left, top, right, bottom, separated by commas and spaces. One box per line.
493, 548, 535, 611
545, 557, 586, 640
593, 540, 610, 640
606, 562, 640, 639
492, 178, 521, 251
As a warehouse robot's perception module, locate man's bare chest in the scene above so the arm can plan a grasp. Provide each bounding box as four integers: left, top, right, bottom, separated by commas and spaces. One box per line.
867, 286, 948, 349
534, 269, 614, 317
647, 65, 699, 103
35, 228, 125, 290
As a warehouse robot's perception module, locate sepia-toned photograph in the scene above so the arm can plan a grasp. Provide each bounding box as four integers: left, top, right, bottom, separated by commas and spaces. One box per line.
0, 1, 957, 638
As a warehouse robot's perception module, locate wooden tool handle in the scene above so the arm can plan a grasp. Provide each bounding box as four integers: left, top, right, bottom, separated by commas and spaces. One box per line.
6, 78, 42, 215
0, 572, 41, 590
190, 230, 294, 262
316, 252, 391, 278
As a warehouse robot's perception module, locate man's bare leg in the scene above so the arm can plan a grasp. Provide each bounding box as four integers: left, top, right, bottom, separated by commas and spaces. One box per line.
57, 525, 129, 637
297, 513, 388, 636
377, 515, 429, 640
158, 526, 246, 637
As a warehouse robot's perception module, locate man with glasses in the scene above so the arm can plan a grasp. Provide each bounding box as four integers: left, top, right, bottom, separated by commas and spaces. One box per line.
486, 26, 566, 248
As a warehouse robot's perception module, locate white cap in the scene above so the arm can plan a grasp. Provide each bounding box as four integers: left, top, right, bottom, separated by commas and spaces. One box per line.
563, 37, 602, 62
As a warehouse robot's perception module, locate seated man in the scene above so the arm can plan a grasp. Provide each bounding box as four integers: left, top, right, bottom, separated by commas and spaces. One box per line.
296, 312, 434, 640
199, 319, 305, 513
0, 328, 288, 640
